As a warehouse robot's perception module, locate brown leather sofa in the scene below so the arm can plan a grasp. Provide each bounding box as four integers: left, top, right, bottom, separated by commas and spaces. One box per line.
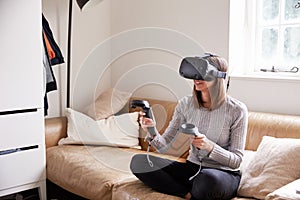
45, 98, 300, 200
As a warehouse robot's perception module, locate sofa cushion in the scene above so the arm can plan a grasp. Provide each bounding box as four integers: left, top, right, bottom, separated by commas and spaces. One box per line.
85, 88, 132, 120
47, 145, 184, 200
112, 179, 183, 200
239, 150, 256, 176
59, 108, 140, 148
238, 136, 300, 199
47, 145, 136, 199
265, 179, 300, 200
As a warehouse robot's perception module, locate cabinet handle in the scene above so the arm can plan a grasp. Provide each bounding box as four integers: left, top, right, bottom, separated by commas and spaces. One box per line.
0, 145, 39, 156
0, 108, 38, 116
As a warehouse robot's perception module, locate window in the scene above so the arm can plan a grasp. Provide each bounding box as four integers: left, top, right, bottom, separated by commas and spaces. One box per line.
229, 0, 300, 77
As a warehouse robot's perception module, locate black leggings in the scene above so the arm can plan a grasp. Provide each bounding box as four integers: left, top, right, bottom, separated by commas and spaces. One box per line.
130, 154, 241, 200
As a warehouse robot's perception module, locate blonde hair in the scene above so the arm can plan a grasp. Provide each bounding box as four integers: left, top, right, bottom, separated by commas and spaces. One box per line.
193, 55, 228, 110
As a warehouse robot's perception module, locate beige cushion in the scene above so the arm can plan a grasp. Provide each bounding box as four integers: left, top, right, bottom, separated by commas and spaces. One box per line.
265, 179, 300, 200
85, 88, 132, 120
47, 146, 185, 199
59, 108, 140, 148
112, 179, 183, 200
46, 145, 137, 199
239, 150, 256, 175
238, 136, 300, 199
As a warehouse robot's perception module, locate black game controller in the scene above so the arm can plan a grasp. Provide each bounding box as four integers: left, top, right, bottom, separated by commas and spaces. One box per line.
130, 100, 156, 137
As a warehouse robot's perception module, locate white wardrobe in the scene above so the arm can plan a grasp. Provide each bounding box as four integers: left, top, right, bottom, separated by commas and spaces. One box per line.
0, 0, 46, 199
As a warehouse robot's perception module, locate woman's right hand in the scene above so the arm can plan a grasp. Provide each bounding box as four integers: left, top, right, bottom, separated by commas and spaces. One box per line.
139, 111, 156, 133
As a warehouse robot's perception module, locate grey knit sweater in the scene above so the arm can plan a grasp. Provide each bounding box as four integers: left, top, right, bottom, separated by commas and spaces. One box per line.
150, 95, 248, 171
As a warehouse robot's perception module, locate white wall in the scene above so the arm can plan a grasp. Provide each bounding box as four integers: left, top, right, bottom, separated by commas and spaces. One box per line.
43, 0, 300, 117
71, 0, 111, 111
109, 0, 230, 101
228, 76, 300, 115
42, 0, 111, 115
43, 0, 230, 115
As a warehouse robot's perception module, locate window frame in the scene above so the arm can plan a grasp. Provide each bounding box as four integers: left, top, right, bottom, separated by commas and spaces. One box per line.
229, 0, 300, 79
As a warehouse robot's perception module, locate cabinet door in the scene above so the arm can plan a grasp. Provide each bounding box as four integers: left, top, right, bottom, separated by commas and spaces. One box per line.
0, 109, 44, 151
0, 144, 46, 191
0, 0, 43, 112
0, 109, 46, 191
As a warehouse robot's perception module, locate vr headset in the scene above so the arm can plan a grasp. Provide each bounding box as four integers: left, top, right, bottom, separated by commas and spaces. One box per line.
179, 54, 226, 81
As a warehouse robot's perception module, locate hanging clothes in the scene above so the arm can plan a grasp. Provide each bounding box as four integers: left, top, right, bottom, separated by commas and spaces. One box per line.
42, 14, 64, 65
42, 40, 54, 116
42, 13, 65, 115
42, 35, 57, 93
43, 31, 56, 62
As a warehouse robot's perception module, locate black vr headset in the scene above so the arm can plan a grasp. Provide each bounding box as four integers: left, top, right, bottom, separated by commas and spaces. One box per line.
179, 54, 227, 81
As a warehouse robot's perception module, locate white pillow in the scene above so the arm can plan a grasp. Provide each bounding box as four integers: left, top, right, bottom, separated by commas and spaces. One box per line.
59, 108, 140, 148
85, 88, 132, 120
265, 179, 300, 200
239, 150, 256, 175
238, 136, 300, 199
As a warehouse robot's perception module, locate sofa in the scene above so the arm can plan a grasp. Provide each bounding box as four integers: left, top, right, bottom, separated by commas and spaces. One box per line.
45, 96, 300, 200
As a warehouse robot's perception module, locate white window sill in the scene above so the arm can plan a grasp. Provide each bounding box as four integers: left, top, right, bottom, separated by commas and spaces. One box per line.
230, 72, 300, 82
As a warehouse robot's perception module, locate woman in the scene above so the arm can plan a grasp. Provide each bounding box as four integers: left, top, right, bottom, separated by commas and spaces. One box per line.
130, 54, 248, 200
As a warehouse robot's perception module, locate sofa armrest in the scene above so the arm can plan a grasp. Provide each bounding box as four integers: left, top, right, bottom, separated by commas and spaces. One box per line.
45, 117, 67, 148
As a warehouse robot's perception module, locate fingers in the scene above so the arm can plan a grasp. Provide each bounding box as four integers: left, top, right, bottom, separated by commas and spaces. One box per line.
138, 111, 145, 116
194, 134, 205, 139
138, 112, 146, 125
189, 134, 205, 141
141, 118, 155, 127
191, 135, 207, 148
139, 112, 155, 129
190, 135, 214, 152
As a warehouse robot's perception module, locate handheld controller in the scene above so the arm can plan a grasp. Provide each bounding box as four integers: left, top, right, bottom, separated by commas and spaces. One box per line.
180, 123, 201, 137
130, 100, 156, 137
180, 123, 208, 179
130, 100, 156, 167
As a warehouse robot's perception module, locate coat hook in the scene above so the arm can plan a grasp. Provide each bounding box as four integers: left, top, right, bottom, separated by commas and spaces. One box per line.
295, 1, 300, 9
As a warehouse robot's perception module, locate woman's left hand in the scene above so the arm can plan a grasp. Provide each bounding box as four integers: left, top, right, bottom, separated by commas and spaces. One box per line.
191, 134, 214, 153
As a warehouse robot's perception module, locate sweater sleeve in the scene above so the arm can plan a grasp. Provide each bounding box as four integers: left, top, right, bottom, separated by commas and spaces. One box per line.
150, 98, 186, 153
208, 103, 248, 169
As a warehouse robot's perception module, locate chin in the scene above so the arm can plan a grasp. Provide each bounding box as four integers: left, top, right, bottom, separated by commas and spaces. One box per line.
194, 82, 207, 89
195, 86, 207, 91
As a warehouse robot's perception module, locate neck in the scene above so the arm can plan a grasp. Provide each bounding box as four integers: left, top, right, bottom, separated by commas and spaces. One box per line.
201, 90, 211, 103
